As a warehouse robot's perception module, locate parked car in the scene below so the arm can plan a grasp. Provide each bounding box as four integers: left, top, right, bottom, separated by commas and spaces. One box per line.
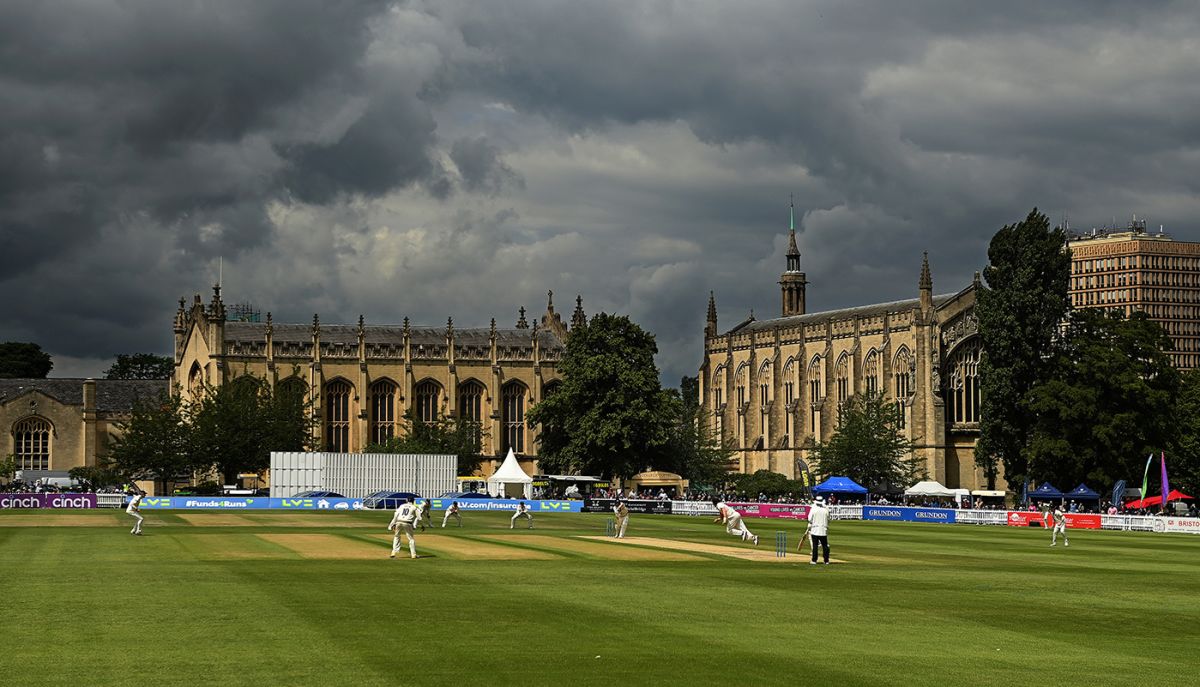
293, 490, 345, 499
363, 490, 421, 509
438, 491, 491, 499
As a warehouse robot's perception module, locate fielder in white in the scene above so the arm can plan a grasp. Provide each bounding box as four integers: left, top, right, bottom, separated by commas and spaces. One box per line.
1050, 504, 1069, 547
613, 500, 630, 539
511, 501, 534, 529
126, 492, 145, 535
388, 497, 420, 559
712, 499, 758, 545
415, 499, 433, 531
442, 501, 462, 528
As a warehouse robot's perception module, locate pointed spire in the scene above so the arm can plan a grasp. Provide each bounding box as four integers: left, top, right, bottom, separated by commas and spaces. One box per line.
789, 193, 795, 231
446, 316, 454, 337
403, 316, 410, 336
489, 317, 497, 339
357, 314, 365, 336
516, 306, 529, 329
920, 251, 932, 291
266, 312, 273, 337
705, 291, 718, 339
785, 196, 801, 273
571, 295, 586, 330
312, 313, 320, 337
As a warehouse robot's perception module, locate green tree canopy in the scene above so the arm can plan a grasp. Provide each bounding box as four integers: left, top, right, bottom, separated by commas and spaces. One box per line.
105, 353, 174, 380
1168, 369, 1200, 498
108, 392, 197, 494
527, 312, 672, 479
810, 392, 922, 488
189, 376, 312, 483
976, 208, 1071, 488
0, 342, 53, 378
1028, 309, 1179, 488
366, 409, 486, 474
729, 469, 807, 500
656, 377, 734, 486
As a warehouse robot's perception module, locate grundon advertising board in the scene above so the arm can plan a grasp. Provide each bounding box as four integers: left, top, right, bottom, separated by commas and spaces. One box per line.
862, 505, 958, 524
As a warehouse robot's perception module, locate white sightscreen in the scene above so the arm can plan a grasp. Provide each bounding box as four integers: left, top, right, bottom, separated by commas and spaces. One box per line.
269, 452, 457, 498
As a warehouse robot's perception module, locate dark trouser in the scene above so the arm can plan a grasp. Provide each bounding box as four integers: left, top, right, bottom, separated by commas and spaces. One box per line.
810, 534, 829, 563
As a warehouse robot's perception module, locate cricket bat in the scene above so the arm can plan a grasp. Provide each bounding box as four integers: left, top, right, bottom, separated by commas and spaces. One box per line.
797, 530, 809, 553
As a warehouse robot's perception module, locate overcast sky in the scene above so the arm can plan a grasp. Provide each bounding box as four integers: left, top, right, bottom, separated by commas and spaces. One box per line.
3, 1, 1199, 384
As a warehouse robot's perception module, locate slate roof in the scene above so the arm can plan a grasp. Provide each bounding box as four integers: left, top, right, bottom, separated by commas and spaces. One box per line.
224, 321, 563, 349
0, 379, 169, 412
730, 293, 958, 335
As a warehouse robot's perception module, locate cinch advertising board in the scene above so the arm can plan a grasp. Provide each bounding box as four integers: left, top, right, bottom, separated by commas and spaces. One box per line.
730, 502, 810, 520
131, 496, 581, 512
863, 505, 957, 524
0, 493, 98, 509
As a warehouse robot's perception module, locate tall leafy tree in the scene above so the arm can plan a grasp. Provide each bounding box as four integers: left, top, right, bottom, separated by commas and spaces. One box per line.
189, 376, 312, 483
0, 342, 53, 378
527, 312, 672, 479
105, 353, 174, 380
810, 392, 922, 488
658, 377, 734, 486
1167, 369, 1200, 498
109, 392, 197, 494
367, 409, 486, 474
1028, 309, 1179, 489
976, 208, 1071, 489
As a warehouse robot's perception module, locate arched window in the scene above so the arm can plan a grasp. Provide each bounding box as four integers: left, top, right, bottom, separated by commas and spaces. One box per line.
735, 364, 748, 408
893, 347, 912, 430
835, 354, 850, 407
187, 362, 203, 395
13, 417, 51, 470
370, 379, 398, 445
542, 380, 562, 399
783, 358, 796, 443
947, 339, 982, 425
808, 356, 823, 434
415, 380, 442, 424
324, 380, 352, 452
758, 360, 772, 444
458, 380, 486, 424
276, 376, 307, 401
711, 366, 725, 440
502, 382, 526, 454
864, 349, 880, 396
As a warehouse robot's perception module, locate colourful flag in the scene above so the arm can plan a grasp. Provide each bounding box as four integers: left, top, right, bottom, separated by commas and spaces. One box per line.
1161, 452, 1170, 512
1141, 454, 1153, 507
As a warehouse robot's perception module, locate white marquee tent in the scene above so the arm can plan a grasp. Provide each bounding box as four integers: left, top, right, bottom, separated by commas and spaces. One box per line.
487, 448, 533, 499
904, 480, 955, 498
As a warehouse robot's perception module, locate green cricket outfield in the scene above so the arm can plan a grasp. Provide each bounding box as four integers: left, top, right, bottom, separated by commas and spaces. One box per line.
1, 509, 1195, 686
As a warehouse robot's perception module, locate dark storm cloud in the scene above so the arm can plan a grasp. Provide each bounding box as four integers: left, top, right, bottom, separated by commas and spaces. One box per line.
449, 136, 524, 195
2, 0, 1199, 386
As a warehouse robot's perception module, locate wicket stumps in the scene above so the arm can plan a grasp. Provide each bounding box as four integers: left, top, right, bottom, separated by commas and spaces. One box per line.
775, 531, 787, 558
606, 521, 616, 537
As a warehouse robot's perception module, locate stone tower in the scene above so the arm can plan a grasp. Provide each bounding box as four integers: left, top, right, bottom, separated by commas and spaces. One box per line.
779, 199, 808, 317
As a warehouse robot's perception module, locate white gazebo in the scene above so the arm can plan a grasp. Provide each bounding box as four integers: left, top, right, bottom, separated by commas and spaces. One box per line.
487, 448, 533, 499
904, 480, 955, 498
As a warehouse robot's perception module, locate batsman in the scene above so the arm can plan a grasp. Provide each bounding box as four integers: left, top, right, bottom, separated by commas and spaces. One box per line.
612, 500, 630, 539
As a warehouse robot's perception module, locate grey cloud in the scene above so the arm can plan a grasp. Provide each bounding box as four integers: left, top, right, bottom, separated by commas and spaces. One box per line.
450, 136, 524, 195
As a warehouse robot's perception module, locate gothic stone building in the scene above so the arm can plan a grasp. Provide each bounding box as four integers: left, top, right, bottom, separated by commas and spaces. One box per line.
173, 288, 587, 472
699, 213, 994, 491
1, 378, 168, 476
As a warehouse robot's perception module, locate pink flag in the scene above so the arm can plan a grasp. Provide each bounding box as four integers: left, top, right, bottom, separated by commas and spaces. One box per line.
1161, 452, 1170, 511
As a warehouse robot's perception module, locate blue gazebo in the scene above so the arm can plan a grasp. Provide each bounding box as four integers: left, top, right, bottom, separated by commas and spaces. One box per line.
812, 476, 868, 495
1028, 482, 1064, 500
1064, 483, 1100, 500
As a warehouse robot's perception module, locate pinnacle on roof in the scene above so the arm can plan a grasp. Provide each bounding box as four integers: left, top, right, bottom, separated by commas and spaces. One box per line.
571, 295, 586, 330
919, 252, 932, 291
707, 291, 717, 323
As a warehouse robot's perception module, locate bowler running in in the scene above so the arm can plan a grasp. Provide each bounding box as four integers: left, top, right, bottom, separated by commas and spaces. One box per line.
388, 497, 420, 559
442, 501, 462, 528
511, 501, 534, 529
126, 492, 145, 535
713, 499, 758, 545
